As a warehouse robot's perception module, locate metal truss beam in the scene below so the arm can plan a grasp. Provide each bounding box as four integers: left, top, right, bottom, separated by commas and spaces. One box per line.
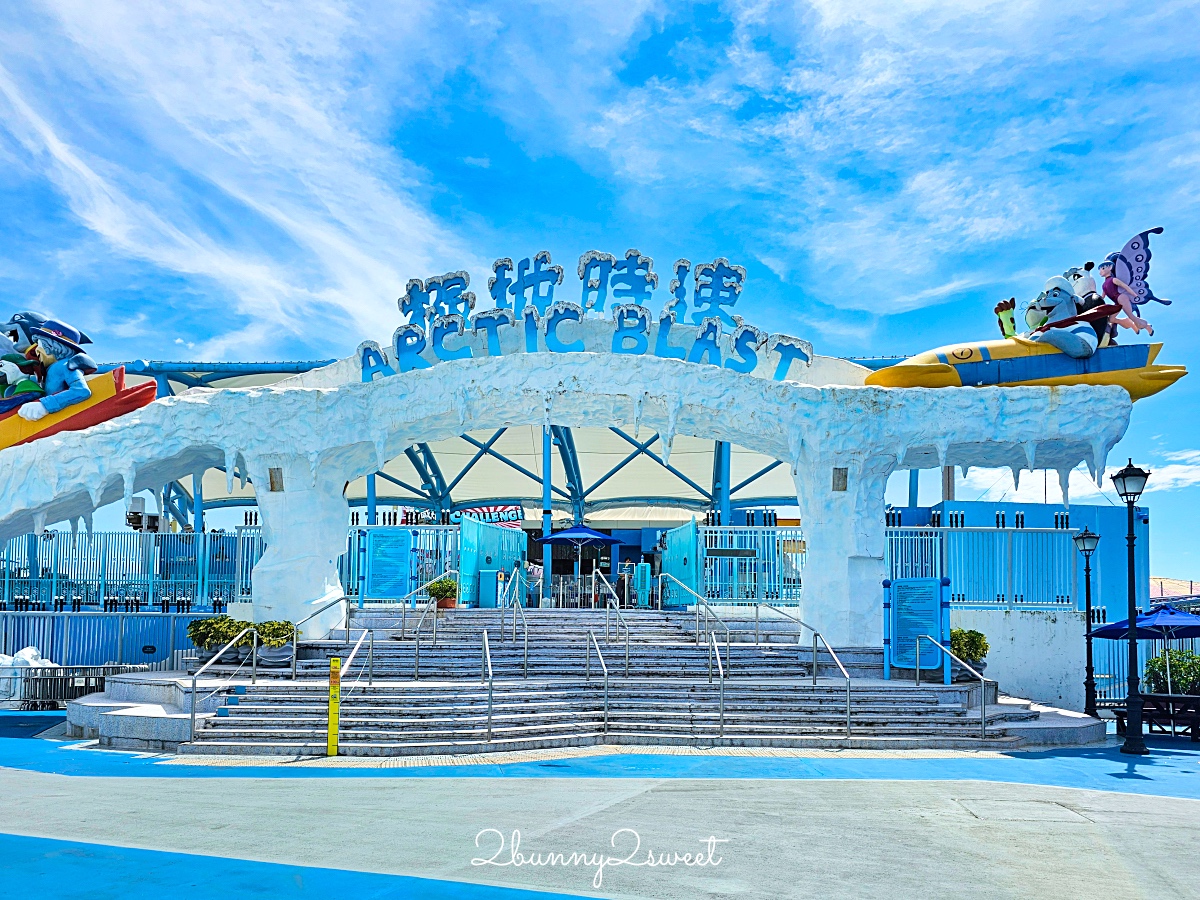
163, 481, 191, 528
608, 427, 712, 500
375, 470, 433, 500
730, 459, 783, 495
551, 426, 585, 522
444, 429, 506, 495
458, 433, 571, 500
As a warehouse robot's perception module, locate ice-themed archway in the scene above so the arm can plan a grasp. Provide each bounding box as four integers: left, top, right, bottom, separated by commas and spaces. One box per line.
0, 349, 1131, 644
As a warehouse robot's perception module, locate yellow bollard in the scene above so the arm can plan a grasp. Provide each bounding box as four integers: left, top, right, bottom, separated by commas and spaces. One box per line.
327, 657, 341, 757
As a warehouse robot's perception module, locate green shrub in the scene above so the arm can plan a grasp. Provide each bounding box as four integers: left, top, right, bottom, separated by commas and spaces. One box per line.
1144, 649, 1200, 695
255, 620, 295, 649
951, 628, 989, 663
427, 577, 458, 602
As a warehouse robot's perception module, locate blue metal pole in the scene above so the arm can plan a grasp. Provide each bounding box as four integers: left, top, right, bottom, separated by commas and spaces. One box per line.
367, 474, 378, 525
882, 579, 892, 680
192, 473, 204, 533
941, 576, 952, 686
542, 425, 552, 599
715, 441, 732, 525
908, 470, 919, 508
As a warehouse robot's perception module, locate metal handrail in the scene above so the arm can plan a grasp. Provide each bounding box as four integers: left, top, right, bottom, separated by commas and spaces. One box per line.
291, 593, 348, 679
189, 626, 257, 742
917, 634, 991, 740
596, 571, 631, 677
397, 568, 459, 607
756, 604, 851, 734
584, 630, 609, 734
497, 562, 530, 677
482, 630, 494, 741
710, 632, 725, 736
411, 598, 438, 680
660, 572, 731, 674
341, 626, 375, 693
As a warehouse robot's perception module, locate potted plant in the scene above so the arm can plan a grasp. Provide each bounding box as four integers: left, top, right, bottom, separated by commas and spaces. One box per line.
186, 617, 219, 663
950, 628, 989, 681
1144, 649, 1200, 695
255, 620, 296, 668
428, 576, 458, 610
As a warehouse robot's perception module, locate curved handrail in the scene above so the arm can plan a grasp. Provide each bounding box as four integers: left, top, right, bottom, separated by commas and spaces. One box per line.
710, 632, 725, 736
482, 630, 494, 741
398, 568, 459, 606
659, 572, 731, 674
585, 630, 609, 734
189, 625, 258, 742
341, 626, 375, 695
411, 598, 438, 680
291, 593, 348, 680
918, 634, 991, 740
596, 571, 631, 677
754, 603, 820, 643
756, 603, 851, 734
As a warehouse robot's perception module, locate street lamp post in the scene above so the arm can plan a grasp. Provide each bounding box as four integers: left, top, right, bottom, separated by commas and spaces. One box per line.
1111, 459, 1150, 756
1073, 526, 1100, 719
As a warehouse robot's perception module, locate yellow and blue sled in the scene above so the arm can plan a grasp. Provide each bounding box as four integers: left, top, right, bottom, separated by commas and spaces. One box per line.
864, 338, 1186, 401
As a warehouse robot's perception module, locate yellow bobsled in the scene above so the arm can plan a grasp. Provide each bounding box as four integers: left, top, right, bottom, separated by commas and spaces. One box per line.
864, 338, 1186, 402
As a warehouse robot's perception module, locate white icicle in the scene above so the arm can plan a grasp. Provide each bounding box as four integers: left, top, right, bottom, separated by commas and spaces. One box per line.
122, 470, 135, 509
632, 393, 644, 440
1010, 465, 1022, 491
82, 510, 93, 537
88, 479, 104, 510
934, 438, 949, 468
33, 511, 46, 536
225, 447, 237, 494
70, 516, 79, 537
1090, 438, 1109, 486
960, 465, 970, 479
1023, 442, 1037, 472
238, 454, 248, 491
1057, 467, 1071, 508
661, 397, 681, 468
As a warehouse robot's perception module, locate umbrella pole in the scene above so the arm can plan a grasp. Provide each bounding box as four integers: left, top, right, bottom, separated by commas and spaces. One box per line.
1166, 639, 1175, 735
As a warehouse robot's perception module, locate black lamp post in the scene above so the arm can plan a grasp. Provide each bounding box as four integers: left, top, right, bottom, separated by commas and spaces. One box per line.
1111, 459, 1150, 755
1072, 526, 1100, 718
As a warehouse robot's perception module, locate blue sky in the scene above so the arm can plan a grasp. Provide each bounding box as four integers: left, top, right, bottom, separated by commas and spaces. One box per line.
1, 2, 1199, 574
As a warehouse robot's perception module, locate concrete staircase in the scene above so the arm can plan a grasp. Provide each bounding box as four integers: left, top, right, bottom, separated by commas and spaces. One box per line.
173, 607, 1057, 755
288, 608, 880, 681
181, 678, 1037, 756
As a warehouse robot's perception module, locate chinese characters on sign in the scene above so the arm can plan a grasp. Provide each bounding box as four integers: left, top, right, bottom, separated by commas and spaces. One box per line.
361, 249, 814, 385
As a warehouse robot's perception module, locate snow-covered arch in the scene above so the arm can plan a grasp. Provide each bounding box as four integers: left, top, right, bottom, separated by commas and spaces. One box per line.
0, 352, 1131, 644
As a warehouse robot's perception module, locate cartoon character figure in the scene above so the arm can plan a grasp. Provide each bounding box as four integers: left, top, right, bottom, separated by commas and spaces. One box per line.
1098, 258, 1152, 336
1064, 262, 1098, 301
1097, 227, 1170, 340
12, 321, 96, 421
994, 298, 1017, 338
1025, 276, 1106, 358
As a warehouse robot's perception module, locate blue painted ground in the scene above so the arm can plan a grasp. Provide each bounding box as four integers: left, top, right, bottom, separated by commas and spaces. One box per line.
2, 711, 1199, 800
0, 833, 588, 899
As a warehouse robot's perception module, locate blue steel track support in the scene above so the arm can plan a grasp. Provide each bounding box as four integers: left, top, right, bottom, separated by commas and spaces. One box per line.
192, 473, 204, 533
908, 469, 920, 507
713, 441, 731, 525
367, 474, 378, 525
551, 426, 585, 525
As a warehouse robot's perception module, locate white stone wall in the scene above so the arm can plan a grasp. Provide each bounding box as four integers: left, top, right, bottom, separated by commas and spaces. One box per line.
0, 350, 1131, 643
952, 608, 1087, 711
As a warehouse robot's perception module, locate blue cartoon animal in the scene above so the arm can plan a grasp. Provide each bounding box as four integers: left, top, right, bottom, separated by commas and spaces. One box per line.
1024, 276, 1102, 358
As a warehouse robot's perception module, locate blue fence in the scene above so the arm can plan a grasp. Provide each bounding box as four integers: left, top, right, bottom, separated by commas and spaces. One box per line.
0, 612, 207, 667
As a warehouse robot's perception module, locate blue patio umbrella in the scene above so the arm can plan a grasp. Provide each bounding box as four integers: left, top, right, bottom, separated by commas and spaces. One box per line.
1089, 604, 1200, 696
537, 525, 620, 580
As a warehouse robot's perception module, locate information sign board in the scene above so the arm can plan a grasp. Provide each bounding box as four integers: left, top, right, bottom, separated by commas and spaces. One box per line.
889, 577, 943, 669
365, 529, 414, 598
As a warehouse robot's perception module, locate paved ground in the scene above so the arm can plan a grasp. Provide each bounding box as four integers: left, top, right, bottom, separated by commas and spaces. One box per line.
3, 712, 1200, 899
